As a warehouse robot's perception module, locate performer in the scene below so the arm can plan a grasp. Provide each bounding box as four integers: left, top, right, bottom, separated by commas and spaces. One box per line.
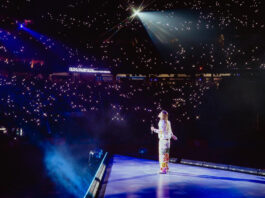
151, 110, 178, 174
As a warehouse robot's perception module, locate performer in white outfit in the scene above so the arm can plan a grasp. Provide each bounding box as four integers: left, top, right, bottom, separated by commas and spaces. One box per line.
151, 110, 177, 174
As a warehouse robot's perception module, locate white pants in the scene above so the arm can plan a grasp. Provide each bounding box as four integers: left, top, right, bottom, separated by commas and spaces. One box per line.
159, 139, 170, 171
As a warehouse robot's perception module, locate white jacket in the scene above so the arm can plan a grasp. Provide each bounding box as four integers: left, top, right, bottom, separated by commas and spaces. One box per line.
154, 120, 172, 140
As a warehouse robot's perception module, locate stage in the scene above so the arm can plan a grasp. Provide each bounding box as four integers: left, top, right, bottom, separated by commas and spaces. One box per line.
101, 155, 265, 198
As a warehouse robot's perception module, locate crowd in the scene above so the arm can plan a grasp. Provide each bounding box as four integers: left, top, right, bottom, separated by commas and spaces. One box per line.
0, 2, 264, 197
0, 0, 264, 72
0, 73, 216, 139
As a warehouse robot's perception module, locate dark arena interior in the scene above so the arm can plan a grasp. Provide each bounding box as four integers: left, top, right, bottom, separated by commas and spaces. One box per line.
0, 1, 265, 198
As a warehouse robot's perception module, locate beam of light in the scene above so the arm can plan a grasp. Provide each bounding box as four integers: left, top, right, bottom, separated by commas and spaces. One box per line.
0, 28, 33, 58
130, 0, 155, 19
20, 26, 96, 67
22, 27, 63, 52
20, 26, 73, 62
101, 1, 154, 41
136, 11, 214, 58
43, 142, 90, 197
0, 28, 22, 53
131, 7, 143, 18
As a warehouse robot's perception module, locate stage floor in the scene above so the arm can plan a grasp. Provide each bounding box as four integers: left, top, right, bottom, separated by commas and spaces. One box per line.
103, 155, 265, 198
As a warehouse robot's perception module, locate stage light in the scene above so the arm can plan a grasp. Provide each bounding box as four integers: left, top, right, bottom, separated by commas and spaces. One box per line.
133, 9, 140, 16
19, 24, 24, 29
131, 7, 143, 18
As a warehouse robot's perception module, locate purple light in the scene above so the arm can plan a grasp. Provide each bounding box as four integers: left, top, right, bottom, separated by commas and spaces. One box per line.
19, 24, 24, 29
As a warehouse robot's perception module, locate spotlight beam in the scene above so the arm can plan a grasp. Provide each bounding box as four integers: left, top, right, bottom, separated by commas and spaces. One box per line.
131, 7, 144, 19
132, 8, 142, 17
101, 1, 154, 40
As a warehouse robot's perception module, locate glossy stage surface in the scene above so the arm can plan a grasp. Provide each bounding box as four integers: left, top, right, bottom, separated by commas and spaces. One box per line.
103, 155, 265, 198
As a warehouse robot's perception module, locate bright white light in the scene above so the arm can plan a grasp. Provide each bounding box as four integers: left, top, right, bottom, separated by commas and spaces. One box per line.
133, 9, 140, 16
131, 7, 143, 18
69, 67, 111, 74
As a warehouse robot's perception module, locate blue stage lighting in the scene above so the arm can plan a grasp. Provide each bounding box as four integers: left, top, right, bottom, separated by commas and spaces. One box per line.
19, 24, 24, 29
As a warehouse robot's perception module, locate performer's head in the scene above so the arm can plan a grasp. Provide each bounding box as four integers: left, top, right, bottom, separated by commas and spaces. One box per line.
158, 110, 168, 121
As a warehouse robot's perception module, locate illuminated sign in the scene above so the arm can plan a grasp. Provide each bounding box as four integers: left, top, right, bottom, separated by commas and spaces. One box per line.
69, 67, 111, 74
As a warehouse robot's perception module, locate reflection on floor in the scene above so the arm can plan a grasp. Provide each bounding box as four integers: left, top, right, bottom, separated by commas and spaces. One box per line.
103, 155, 265, 198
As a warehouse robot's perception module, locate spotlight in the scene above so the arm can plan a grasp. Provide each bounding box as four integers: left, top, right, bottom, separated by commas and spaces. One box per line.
19, 24, 24, 29
131, 7, 143, 18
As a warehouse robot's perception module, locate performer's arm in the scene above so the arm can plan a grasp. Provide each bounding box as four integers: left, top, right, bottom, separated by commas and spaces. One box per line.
152, 128, 160, 133
151, 126, 161, 133
151, 121, 162, 133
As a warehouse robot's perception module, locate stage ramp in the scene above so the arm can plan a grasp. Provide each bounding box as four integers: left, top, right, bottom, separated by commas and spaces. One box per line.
101, 155, 265, 198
